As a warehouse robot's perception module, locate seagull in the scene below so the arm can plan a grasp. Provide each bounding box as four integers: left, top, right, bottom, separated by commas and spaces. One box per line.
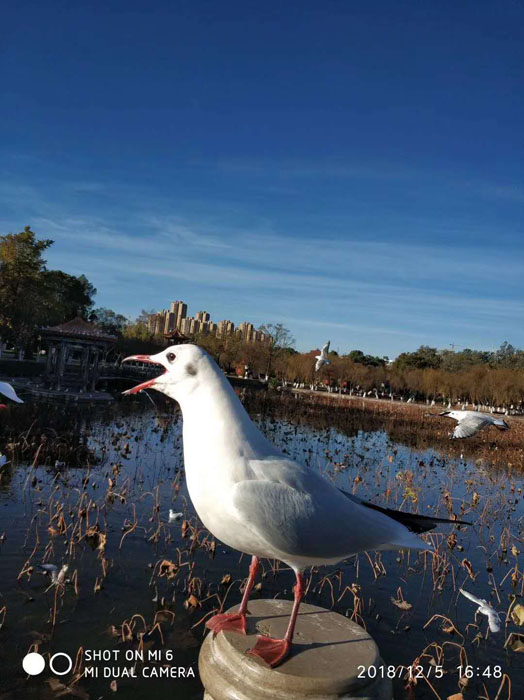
0, 381, 23, 404
38, 563, 69, 586
122, 345, 468, 668
314, 341, 330, 372
168, 509, 183, 522
440, 410, 510, 439
459, 589, 501, 633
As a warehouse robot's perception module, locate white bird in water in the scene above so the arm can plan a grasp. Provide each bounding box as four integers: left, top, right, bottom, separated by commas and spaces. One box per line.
0, 381, 23, 404
122, 345, 468, 667
459, 588, 501, 633
168, 509, 183, 522
314, 341, 330, 372
440, 410, 510, 439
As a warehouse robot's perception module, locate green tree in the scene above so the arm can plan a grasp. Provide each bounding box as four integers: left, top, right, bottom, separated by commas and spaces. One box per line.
42, 271, 96, 325
0, 227, 53, 348
394, 345, 442, 370
0, 227, 97, 351
89, 307, 128, 335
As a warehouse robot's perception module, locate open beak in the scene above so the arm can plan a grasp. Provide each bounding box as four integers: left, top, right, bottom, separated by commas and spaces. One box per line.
121, 355, 166, 395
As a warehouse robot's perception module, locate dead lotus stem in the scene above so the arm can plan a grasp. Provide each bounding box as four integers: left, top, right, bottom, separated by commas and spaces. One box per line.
118, 503, 138, 550
153, 609, 175, 627
423, 614, 464, 641
316, 574, 335, 607
72, 646, 84, 678
190, 608, 219, 630
493, 673, 512, 700
488, 572, 502, 604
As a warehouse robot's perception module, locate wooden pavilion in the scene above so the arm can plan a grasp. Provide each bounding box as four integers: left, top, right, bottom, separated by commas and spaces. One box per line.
41, 317, 116, 393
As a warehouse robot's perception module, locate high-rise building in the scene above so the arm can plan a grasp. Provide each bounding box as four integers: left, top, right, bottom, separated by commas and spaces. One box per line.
170, 301, 187, 329
195, 310, 210, 323
147, 301, 268, 345
217, 320, 235, 338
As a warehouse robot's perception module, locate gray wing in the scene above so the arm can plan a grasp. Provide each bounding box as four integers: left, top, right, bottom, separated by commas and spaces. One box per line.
0, 381, 23, 404
231, 458, 423, 560
38, 563, 58, 573
453, 416, 490, 439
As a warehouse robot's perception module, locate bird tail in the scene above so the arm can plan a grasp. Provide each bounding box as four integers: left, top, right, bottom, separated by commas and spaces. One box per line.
371, 505, 471, 534
339, 488, 471, 534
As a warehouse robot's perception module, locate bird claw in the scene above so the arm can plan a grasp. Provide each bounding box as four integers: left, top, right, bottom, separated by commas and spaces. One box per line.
247, 635, 291, 667
205, 612, 247, 635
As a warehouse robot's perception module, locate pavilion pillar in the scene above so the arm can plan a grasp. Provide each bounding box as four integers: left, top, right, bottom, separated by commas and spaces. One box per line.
90, 347, 100, 391
56, 342, 67, 390
81, 345, 90, 391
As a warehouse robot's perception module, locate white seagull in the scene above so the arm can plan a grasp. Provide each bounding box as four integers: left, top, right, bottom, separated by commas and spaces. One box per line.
122, 345, 467, 667
314, 341, 331, 372
459, 588, 501, 633
440, 410, 509, 439
0, 381, 23, 404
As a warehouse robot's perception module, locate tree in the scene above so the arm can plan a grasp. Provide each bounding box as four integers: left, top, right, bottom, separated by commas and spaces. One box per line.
257, 323, 295, 379
346, 349, 386, 367
89, 307, 128, 335
0, 227, 97, 351
394, 345, 442, 370
0, 227, 53, 348
41, 271, 96, 326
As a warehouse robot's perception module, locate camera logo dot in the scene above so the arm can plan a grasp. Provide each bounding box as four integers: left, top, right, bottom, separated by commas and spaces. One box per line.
22, 652, 45, 676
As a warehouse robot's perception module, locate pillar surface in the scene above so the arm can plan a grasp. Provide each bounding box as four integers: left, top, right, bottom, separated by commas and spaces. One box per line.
199, 600, 392, 700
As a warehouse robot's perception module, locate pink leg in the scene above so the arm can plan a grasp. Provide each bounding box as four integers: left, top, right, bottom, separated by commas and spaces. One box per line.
206, 556, 259, 635
247, 571, 304, 667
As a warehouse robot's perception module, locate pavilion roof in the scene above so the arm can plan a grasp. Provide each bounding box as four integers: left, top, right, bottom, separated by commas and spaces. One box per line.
41, 316, 117, 342
164, 328, 190, 342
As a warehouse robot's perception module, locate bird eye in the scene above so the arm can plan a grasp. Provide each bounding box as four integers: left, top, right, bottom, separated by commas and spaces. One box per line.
166, 352, 176, 363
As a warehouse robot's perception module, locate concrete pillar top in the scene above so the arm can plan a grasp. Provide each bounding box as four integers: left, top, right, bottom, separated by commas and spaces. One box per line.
199, 599, 392, 700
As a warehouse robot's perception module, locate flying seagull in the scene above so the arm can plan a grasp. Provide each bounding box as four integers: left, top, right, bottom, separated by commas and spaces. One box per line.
0, 381, 23, 404
38, 563, 69, 586
459, 588, 501, 633
440, 410, 509, 439
122, 345, 467, 668
315, 341, 330, 372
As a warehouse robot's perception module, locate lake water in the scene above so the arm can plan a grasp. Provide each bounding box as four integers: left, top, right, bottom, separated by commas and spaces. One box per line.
0, 393, 522, 699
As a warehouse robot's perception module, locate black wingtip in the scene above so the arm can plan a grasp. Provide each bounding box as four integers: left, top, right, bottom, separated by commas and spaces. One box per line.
338, 488, 472, 533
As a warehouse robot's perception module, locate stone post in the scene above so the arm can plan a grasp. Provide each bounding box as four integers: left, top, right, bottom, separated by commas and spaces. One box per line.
199, 600, 392, 700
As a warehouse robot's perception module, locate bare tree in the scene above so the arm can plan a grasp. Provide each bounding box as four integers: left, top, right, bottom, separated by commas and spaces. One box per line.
258, 323, 295, 380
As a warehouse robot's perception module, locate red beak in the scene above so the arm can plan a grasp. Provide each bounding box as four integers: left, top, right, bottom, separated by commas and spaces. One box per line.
121, 355, 165, 395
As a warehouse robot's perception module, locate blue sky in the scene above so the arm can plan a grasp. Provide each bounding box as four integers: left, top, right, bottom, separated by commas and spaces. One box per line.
1, 1, 523, 356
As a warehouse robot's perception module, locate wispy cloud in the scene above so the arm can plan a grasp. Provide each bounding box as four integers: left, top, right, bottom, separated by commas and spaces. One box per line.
1, 172, 523, 355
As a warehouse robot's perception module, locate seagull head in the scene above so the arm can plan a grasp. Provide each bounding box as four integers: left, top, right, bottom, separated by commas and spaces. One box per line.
121, 344, 209, 401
